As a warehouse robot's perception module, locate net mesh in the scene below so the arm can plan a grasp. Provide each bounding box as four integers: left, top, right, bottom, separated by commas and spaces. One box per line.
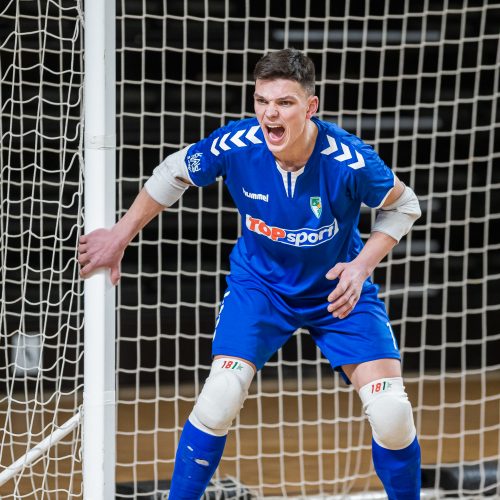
0, 0, 84, 498
0, 0, 499, 498
115, 1, 500, 497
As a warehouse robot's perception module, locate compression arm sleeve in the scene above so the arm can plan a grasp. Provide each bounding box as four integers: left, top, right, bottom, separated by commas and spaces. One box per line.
144, 145, 192, 207
371, 184, 421, 242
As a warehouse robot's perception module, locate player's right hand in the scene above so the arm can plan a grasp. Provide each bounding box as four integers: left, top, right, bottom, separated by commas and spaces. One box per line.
78, 228, 125, 285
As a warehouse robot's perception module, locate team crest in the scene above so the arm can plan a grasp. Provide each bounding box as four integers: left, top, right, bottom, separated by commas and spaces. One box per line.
186, 152, 202, 173
310, 197, 322, 219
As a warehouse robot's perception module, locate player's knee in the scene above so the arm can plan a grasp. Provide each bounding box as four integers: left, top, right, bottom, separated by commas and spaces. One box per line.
359, 377, 416, 450
190, 358, 254, 436
193, 371, 245, 431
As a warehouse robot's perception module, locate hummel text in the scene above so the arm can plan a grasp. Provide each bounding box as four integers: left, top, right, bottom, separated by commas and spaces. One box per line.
242, 187, 269, 202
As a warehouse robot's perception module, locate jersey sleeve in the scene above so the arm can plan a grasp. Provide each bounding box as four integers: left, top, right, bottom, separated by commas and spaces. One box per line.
183, 125, 234, 187
346, 142, 395, 208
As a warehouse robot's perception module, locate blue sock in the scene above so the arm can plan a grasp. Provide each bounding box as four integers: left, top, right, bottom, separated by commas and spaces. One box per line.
168, 419, 227, 500
372, 436, 421, 500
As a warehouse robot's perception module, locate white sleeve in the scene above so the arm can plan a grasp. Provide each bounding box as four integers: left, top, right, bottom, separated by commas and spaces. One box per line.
371, 184, 421, 242
144, 145, 192, 207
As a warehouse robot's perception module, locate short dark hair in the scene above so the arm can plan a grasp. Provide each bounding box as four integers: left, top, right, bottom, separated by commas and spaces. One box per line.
253, 48, 316, 96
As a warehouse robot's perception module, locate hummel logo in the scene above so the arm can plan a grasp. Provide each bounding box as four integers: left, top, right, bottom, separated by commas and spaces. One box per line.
243, 187, 269, 202
210, 126, 263, 156
321, 135, 365, 170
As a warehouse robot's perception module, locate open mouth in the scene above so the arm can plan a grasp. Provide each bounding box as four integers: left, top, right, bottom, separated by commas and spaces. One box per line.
266, 125, 285, 143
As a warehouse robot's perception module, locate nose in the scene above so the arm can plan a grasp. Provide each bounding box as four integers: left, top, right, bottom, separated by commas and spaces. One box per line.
265, 102, 278, 118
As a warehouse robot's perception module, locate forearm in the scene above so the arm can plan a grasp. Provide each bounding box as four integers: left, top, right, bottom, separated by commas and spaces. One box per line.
354, 177, 421, 275
325, 230, 398, 318
111, 188, 166, 248
351, 231, 397, 277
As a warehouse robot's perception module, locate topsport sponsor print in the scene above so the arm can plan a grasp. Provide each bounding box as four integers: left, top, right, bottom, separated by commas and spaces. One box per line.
246, 214, 339, 247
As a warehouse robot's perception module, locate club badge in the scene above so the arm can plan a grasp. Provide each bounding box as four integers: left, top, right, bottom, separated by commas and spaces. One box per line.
310, 196, 322, 219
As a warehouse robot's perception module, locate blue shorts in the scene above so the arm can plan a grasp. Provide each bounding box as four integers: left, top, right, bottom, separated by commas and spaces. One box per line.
212, 274, 400, 383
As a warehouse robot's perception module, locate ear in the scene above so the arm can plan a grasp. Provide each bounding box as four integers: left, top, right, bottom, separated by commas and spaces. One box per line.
306, 95, 319, 119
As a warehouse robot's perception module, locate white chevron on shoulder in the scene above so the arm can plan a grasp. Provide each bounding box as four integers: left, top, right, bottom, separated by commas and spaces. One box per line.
334, 143, 352, 162
219, 133, 231, 151
321, 134, 365, 169
245, 125, 262, 144
210, 125, 263, 156
230, 129, 247, 147
210, 137, 220, 156
320, 135, 339, 155
348, 150, 365, 170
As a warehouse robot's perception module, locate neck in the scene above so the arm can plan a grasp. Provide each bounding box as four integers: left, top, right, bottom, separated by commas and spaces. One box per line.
275, 119, 317, 172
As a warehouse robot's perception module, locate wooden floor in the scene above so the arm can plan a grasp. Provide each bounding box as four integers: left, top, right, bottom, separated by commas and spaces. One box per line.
1, 373, 499, 498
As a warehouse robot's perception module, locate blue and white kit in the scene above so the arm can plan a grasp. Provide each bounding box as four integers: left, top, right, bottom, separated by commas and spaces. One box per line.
182, 117, 400, 376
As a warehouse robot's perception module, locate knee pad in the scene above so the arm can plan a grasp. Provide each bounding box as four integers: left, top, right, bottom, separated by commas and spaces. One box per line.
359, 377, 416, 450
190, 357, 254, 436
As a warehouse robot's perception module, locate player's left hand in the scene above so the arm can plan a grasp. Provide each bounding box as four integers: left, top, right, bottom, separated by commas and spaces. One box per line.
325, 262, 369, 319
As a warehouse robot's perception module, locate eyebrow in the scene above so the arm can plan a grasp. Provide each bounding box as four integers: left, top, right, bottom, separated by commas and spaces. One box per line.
253, 93, 299, 101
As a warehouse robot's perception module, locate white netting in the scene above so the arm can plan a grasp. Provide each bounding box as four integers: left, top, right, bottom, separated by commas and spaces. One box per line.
115, 1, 499, 498
1, 0, 499, 498
0, 0, 84, 498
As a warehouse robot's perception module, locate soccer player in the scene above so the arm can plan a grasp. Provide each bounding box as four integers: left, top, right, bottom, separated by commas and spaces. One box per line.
79, 48, 422, 499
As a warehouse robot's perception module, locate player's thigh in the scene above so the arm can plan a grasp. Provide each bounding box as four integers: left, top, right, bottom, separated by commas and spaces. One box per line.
212, 278, 298, 371
307, 286, 400, 383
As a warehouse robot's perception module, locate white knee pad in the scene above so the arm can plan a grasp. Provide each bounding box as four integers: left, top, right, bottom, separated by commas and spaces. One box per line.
189, 357, 254, 436
359, 377, 416, 450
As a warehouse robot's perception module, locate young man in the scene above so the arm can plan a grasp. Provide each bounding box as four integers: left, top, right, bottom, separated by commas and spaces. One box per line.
79, 49, 422, 499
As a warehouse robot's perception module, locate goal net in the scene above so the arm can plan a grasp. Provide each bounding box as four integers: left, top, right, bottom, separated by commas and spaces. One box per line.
0, 0, 84, 497
1, 0, 499, 498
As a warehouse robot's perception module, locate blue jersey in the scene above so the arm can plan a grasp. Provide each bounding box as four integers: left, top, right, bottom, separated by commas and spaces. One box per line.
184, 117, 395, 300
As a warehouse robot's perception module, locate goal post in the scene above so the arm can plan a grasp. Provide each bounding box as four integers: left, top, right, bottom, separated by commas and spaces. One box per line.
82, 0, 116, 498
0, 0, 116, 497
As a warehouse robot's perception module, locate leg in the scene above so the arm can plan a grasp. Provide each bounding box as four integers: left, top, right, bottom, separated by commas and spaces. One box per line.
169, 277, 297, 499
168, 357, 255, 499
305, 284, 419, 498
343, 359, 421, 500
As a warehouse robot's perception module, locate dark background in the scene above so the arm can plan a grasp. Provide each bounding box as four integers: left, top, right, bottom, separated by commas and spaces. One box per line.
1, 0, 499, 391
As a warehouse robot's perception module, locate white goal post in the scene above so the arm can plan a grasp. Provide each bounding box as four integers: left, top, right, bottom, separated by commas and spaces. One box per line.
0, 0, 116, 497
82, 0, 116, 498
1, 1, 499, 499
